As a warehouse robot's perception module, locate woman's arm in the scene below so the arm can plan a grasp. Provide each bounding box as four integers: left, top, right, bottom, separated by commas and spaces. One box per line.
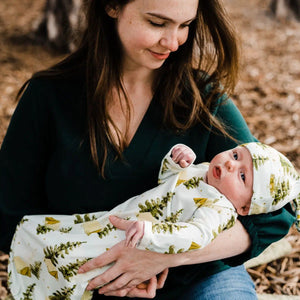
170, 219, 251, 267
78, 217, 251, 296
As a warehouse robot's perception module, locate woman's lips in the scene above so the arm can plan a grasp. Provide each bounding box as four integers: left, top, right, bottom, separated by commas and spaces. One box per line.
149, 50, 170, 60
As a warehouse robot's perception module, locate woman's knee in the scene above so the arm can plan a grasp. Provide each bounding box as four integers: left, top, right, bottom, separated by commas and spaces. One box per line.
184, 265, 257, 300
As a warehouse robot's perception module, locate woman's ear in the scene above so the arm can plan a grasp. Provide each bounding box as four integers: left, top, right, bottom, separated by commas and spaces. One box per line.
105, 5, 119, 18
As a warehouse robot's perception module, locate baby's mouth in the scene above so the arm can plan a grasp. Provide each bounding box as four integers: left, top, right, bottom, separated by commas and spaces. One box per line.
213, 166, 221, 179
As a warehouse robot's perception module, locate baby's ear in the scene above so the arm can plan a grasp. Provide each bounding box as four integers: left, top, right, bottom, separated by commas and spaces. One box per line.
237, 204, 250, 216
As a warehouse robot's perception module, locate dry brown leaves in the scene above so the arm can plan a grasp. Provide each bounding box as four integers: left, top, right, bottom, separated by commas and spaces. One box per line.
226, 0, 300, 174
0, 253, 9, 300
247, 227, 300, 296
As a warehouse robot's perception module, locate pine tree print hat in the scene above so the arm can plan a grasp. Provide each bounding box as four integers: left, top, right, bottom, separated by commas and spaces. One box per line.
242, 142, 300, 231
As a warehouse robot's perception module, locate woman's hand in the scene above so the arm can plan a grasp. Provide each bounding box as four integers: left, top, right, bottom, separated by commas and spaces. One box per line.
102, 269, 168, 298
78, 216, 169, 296
77, 216, 251, 297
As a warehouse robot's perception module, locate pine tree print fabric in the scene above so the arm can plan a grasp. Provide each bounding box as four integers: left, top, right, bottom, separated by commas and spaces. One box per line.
242, 142, 300, 229
8, 146, 238, 300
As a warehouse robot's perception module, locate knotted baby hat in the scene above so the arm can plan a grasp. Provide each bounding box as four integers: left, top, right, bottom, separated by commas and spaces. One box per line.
242, 142, 300, 231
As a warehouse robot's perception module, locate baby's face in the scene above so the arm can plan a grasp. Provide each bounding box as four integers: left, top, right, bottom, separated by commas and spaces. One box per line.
207, 146, 253, 215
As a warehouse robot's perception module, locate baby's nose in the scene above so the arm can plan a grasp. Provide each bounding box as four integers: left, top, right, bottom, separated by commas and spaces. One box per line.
225, 160, 235, 171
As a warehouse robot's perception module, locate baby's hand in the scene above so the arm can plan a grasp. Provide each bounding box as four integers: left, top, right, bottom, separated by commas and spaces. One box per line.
171, 145, 196, 168
125, 220, 145, 248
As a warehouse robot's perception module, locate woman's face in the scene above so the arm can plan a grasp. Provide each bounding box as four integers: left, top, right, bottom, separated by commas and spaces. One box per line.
108, 0, 198, 72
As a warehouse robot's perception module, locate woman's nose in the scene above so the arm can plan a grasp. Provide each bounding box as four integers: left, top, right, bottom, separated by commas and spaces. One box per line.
160, 30, 179, 52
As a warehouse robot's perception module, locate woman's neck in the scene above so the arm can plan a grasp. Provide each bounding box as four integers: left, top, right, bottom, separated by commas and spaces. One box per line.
107, 68, 157, 147
121, 67, 157, 92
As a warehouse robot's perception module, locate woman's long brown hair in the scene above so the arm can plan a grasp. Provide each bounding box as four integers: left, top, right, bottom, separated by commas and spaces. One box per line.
17, 0, 239, 176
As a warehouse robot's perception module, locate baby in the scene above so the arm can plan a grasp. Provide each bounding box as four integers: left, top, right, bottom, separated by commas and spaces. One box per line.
9, 142, 300, 300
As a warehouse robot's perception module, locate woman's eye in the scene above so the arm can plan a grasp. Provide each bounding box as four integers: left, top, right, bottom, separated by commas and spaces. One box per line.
233, 152, 238, 160
149, 21, 165, 27
180, 23, 191, 29
240, 172, 245, 182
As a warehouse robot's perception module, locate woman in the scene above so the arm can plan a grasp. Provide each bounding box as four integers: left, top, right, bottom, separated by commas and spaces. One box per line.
0, 0, 295, 299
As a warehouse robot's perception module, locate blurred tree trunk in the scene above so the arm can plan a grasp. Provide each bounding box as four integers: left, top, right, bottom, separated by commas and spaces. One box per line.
33, 0, 85, 52
269, 0, 300, 21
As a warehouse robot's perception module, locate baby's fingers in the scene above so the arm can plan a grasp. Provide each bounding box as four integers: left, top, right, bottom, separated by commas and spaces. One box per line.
129, 230, 143, 248
125, 227, 137, 247
179, 160, 189, 168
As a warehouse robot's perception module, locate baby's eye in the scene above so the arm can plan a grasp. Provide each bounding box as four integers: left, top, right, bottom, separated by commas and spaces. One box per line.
240, 172, 245, 182
233, 152, 238, 160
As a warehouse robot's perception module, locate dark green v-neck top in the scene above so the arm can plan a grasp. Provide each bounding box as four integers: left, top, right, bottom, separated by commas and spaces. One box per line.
0, 77, 295, 291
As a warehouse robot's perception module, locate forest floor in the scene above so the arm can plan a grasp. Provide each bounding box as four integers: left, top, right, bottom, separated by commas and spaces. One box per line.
0, 0, 299, 298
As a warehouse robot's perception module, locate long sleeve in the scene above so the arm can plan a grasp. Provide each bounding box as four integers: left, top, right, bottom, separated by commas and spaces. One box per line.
138, 194, 237, 253
0, 80, 52, 253
141, 155, 238, 254
158, 144, 195, 184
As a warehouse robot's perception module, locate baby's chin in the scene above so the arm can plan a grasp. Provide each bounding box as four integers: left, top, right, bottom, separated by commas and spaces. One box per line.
204, 172, 209, 184
206, 170, 215, 186
206, 172, 224, 195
